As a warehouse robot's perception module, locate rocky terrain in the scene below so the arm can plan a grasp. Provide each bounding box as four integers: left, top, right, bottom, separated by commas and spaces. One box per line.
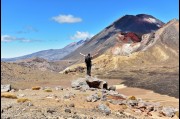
1, 61, 78, 89
15, 57, 77, 72
1, 77, 179, 119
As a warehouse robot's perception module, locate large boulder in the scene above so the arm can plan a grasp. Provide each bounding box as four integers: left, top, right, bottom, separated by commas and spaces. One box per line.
71, 78, 89, 90
86, 77, 108, 89
71, 77, 108, 90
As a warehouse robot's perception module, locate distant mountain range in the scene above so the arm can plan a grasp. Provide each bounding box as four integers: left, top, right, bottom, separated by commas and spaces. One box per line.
1, 39, 88, 62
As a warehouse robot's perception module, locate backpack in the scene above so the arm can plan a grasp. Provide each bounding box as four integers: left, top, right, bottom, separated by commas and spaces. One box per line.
85, 56, 91, 65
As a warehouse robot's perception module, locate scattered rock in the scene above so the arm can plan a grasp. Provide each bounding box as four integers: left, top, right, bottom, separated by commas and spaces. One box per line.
63, 92, 75, 99
1, 84, 11, 92
146, 105, 154, 112
98, 104, 111, 115
109, 100, 126, 105
137, 101, 147, 109
134, 109, 142, 114
161, 106, 177, 117
147, 112, 152, 116
46, 94, 57, 99
65, 108, 71, 113
55, 86, 63, 90
106, 91, 127, 100
18, 94, 25, 97
46, 108, 56, 114
86, 93, 100, 102
69, 103, 75, 107
101, 93, 107, 101
127, 100, 138, 107
5, 105, 12, 110
55, 98, 61, 102
26, 102, 33, 106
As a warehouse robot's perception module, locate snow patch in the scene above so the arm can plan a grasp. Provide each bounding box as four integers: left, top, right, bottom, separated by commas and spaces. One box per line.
157, 24, 161, 27
143, 18, 157, 23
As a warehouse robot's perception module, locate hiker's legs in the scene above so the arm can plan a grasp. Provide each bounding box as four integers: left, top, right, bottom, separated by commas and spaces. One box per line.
86, 65, 91, 76
88, 66, 91, 76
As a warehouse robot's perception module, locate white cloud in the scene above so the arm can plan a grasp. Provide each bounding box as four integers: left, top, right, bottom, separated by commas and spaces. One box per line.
52, 14, 82, 23
1, 35, 16, 42
1, 35, 39, 43
71, 31, 94, 40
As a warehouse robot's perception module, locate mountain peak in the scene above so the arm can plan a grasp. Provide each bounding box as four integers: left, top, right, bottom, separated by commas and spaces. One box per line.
136, 14, 154, 17
111, 14, 164, 36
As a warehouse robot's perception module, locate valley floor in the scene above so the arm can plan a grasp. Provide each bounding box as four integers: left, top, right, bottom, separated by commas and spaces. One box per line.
1, 64, 179, 119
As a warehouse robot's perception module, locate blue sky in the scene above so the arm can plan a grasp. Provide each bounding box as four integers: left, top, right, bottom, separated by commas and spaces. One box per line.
1, 0, 179, 58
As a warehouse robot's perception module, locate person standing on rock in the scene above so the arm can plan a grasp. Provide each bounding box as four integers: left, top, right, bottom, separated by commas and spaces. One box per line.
80, 52, 98, 76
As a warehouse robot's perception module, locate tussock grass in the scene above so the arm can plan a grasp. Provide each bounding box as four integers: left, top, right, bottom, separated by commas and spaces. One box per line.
128, 96, 137, 100
1, 93, 17, 99
105, 102, 109, 106
121, 104, 128, 109
82, 93, 89, 96
32, 86, 41, 90
17, 98, 31, 103
44, 89, 52, 92
175, 111, 179, 117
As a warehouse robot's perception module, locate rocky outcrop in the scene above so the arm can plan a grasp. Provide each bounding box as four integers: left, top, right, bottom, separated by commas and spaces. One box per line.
71, 77, 108, 90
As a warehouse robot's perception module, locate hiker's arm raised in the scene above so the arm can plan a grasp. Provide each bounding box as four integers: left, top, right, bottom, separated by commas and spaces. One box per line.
80, 52, 86, 57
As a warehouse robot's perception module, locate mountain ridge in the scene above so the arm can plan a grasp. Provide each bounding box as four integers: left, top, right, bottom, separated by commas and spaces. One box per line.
1, 39, 87, 62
